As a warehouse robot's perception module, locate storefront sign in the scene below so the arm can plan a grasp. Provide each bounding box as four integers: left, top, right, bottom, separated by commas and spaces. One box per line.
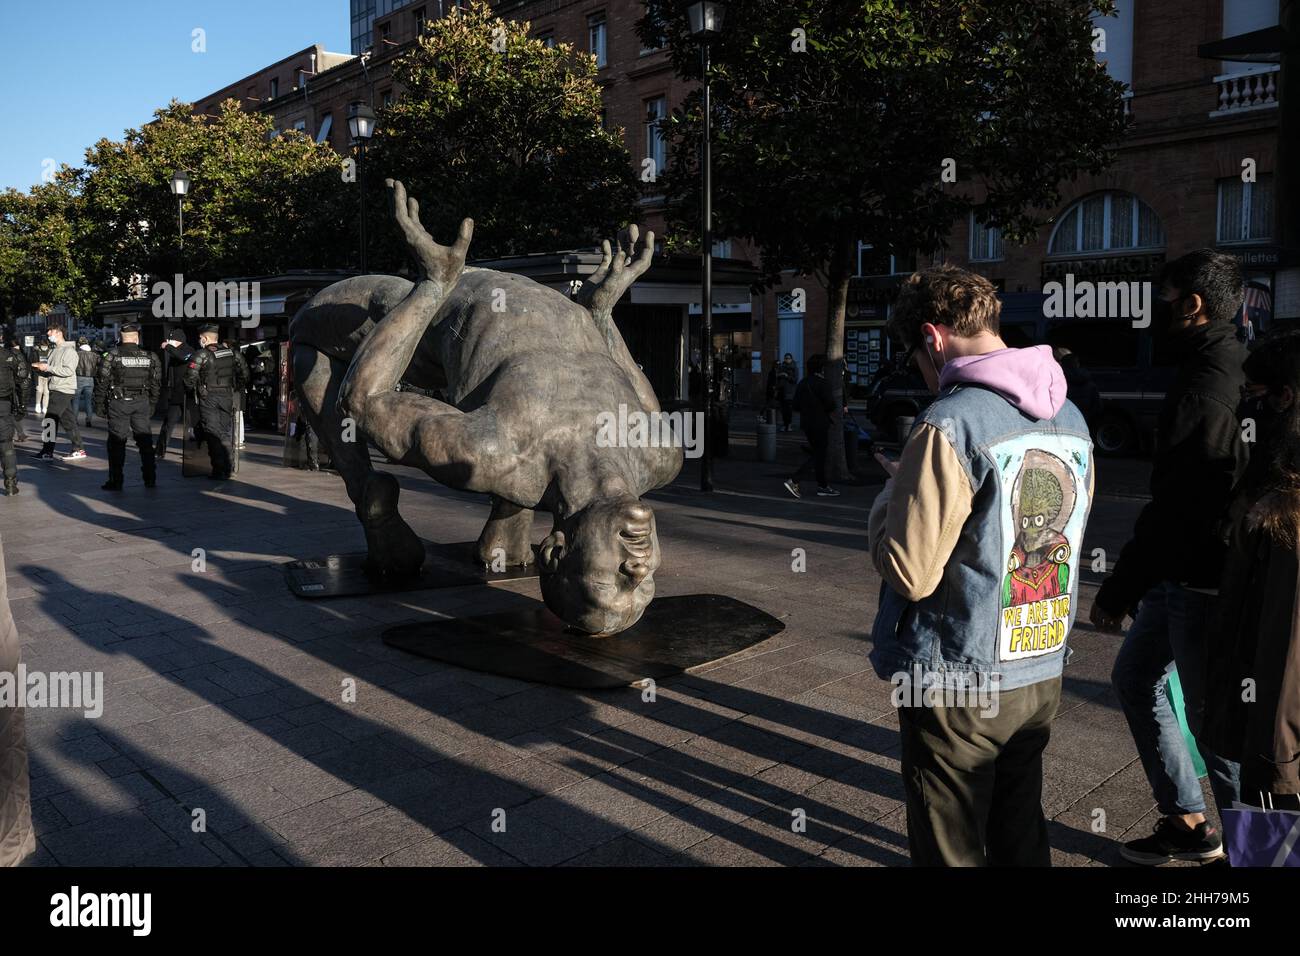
1041, 253, 1165, 284
1225, 245, 1298, 269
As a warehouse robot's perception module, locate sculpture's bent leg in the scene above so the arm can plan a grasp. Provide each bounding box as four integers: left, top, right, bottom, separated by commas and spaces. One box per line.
293, 343, 425, 580
476, 498, 535, 568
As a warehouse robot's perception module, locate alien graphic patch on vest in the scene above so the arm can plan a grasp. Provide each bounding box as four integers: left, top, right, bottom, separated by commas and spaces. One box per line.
995, 439, 1090, 661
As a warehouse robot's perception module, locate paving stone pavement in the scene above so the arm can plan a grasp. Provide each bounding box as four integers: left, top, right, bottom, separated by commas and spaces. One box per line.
1, 415, 1214, 867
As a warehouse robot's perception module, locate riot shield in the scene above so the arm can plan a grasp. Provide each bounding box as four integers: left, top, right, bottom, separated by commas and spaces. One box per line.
183, 395, 239, 478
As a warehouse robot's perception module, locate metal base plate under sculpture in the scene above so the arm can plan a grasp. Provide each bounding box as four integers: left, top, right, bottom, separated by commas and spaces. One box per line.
284, 542, 539, 599
381, 594, 785, 689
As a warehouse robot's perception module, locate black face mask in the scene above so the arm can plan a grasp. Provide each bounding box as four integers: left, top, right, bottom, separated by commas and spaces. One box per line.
1151, 297, 1182, 337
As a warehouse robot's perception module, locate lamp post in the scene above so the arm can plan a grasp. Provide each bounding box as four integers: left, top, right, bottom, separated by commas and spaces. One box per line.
348, 102, 377, 273
169, 169, 190, 274
687, 2, 725, 492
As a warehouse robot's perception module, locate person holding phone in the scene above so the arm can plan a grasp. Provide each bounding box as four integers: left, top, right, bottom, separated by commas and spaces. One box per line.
867, 266, 1095, 866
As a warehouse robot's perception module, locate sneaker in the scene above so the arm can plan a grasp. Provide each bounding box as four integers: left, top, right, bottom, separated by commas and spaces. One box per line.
783, 478, 801, 499
817, 486, 841, 497
60, 449, 88, 461
1120, 818, 1224, 865
31, 450, 53, 460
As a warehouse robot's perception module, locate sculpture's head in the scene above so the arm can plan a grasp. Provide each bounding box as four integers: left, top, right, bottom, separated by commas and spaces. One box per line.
539, 494, 661, 636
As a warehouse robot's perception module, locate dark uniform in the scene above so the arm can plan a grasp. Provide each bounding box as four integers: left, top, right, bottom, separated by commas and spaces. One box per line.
1, 342, 30, 496
155, 330, 194, 459
94, 325, 162, 491
184, 328, 249, 479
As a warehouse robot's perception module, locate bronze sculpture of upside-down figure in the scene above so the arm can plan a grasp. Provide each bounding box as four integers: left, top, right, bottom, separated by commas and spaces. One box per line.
289, 180, 683, 636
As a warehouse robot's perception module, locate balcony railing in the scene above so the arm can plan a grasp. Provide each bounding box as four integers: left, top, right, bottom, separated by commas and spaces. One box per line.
1210, 65, 1280, 117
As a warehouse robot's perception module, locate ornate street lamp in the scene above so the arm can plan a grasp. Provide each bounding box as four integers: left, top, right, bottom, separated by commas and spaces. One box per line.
348, 103, 378, 273
170, 169, 191, 273
687, 2, 725, 491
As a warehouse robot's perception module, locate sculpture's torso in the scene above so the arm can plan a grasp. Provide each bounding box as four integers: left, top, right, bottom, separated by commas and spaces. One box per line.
291, 270, 683, 511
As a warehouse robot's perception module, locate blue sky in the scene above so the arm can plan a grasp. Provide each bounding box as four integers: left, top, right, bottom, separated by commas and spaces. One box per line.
0, 0, 351, 192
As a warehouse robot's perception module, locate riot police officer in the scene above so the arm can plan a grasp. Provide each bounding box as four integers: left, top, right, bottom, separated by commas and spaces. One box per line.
94, 322, 162, 491
0, 335, 30, 496
184, 324, 248, 480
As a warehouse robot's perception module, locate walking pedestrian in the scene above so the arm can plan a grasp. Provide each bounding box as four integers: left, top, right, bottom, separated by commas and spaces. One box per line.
783, 353, 838, 498
1090, 249, 1248, 865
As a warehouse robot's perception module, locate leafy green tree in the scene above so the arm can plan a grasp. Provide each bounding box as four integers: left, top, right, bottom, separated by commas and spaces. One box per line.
367, 0, 639, 265
642, 0, 1128, 472
73, 99, 352, 305
0, 171, 87, 321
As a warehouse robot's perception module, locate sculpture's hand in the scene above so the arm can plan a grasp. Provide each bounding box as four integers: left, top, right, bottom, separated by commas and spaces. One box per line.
387, 179, 473, 287
578, 225, 655, 318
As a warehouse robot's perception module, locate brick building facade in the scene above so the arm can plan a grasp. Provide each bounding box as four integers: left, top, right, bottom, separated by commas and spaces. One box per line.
190, 0, 1294, 406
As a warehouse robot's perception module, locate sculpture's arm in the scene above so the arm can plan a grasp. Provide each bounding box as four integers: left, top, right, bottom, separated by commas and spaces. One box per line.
576, 226, 662, 412
337, 181, 506, 489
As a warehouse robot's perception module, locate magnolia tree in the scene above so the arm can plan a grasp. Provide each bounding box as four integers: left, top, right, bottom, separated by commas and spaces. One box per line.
72, 100, 352, 303
641, 0, 1128, 473
366, 0, 639, 265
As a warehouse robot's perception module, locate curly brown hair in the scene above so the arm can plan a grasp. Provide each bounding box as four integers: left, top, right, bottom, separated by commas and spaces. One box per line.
887, 265, 1001, 351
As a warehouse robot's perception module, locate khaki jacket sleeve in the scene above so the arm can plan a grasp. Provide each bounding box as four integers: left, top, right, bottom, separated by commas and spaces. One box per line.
868, 422, 975, 601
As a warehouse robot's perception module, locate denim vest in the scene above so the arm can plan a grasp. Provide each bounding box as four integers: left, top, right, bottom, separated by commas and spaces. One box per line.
869, 385, 1093, 692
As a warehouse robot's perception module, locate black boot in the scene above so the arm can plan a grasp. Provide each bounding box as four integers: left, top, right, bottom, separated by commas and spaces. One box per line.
102, 477, 123, 491
2, 448, 16, 495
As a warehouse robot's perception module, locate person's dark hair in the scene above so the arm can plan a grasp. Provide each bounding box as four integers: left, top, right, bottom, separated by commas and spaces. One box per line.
1159, 249, 1244, 326
806, 353, 826, 374
888, 265, 1001, 350
46, 319, 66, 335
1242, 330, 1300, 545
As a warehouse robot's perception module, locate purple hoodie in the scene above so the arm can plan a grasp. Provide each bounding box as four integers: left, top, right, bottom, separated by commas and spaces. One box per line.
937, 345, 1067, 421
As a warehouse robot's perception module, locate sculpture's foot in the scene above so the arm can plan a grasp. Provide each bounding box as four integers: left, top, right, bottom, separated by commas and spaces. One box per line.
475, 499, 535, 569
359, 472, 426, 580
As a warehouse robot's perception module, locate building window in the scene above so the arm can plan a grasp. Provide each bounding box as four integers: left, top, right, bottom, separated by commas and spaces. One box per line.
413, 6, 425, 31
537, 31, 556, 49
969, 215, 1003, 262
382, 89, 395, 108
1048, 191, 1165, 255
1218, 175, 1274, 243
589, 12, 607, 68
316, 113, 333, 144
293, 119, 307, 132
644, 96, 667, 174
713, 239, 732, 259
379, 21, 392, 45
270, 77, 279, 99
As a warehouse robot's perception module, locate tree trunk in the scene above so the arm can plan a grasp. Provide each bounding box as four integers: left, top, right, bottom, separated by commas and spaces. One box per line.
823, 233, 853, 482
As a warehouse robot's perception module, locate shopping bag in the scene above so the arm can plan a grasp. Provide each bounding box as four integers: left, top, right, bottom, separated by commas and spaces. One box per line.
1221, 800, 1300, 867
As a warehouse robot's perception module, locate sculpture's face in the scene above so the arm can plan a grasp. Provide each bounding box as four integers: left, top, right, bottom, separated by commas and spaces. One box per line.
539, 495, 661, 636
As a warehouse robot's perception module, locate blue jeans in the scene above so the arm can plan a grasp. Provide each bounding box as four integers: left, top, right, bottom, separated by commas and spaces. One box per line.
75, 378, 94, 423
1111, 583, 1242, 817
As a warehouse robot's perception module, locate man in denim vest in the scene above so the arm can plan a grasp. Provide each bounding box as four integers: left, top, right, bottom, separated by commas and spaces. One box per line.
869, 266, 1095, 866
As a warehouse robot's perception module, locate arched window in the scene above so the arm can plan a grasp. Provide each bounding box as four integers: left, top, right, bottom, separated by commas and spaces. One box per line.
1048, 191, 1165, 256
